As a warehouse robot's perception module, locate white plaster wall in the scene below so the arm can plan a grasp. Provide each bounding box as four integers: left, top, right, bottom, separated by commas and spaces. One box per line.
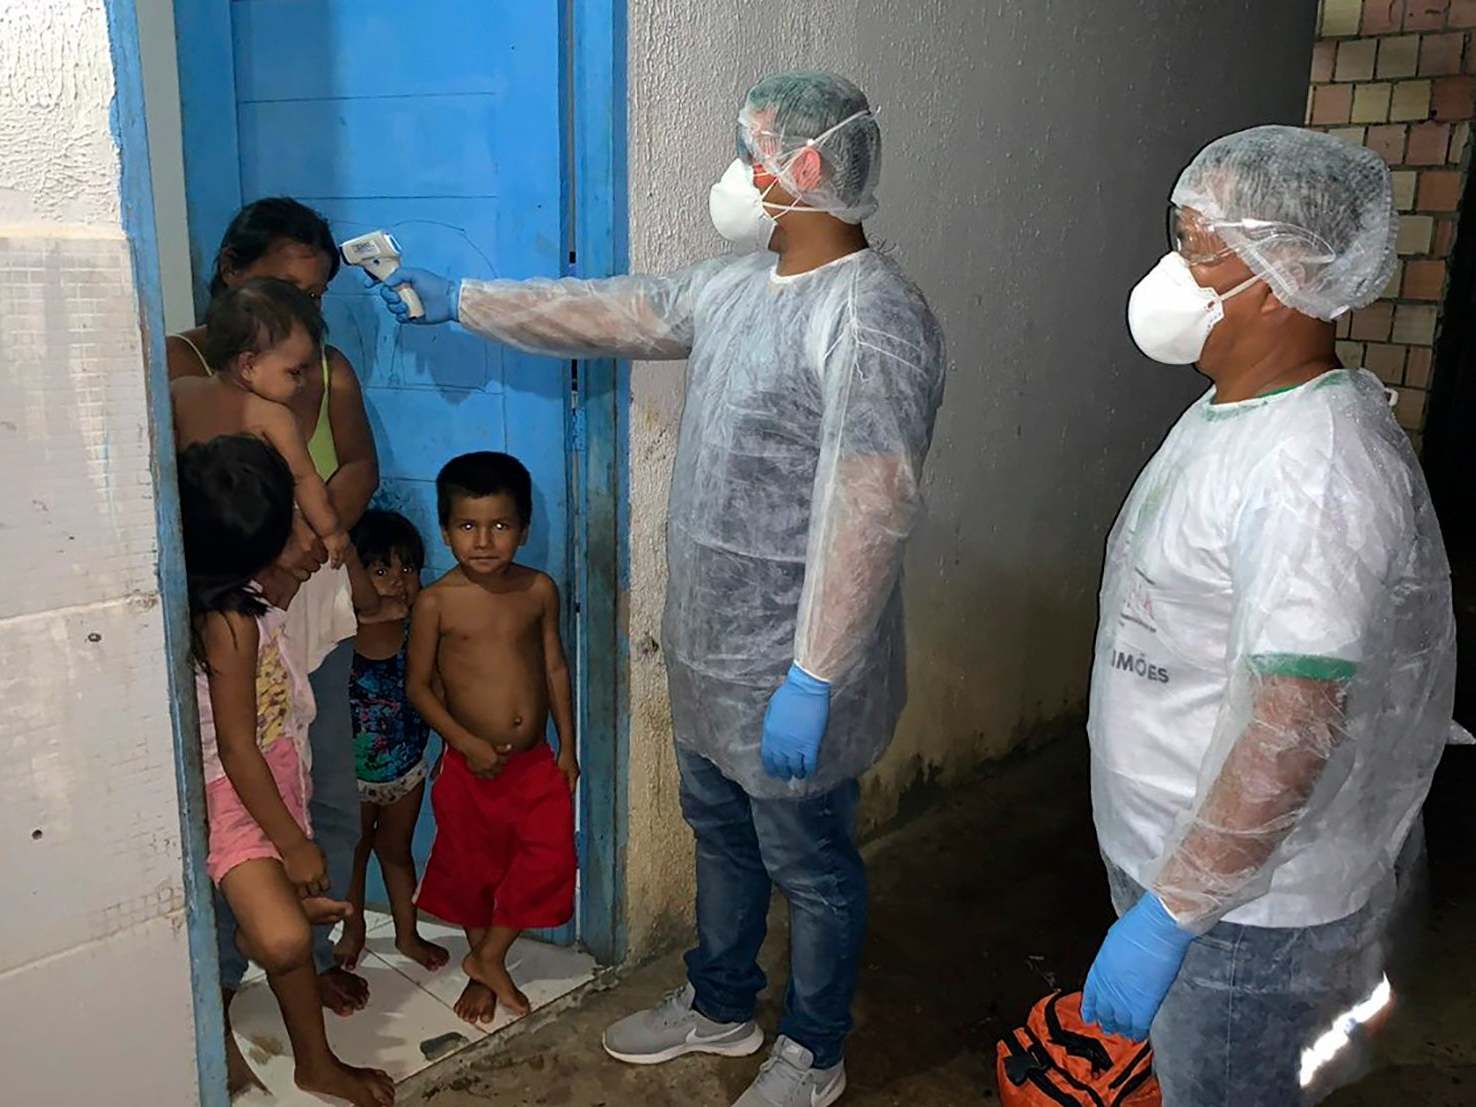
0, 1, 121, 224
622, 0, 1317, 956
0, 1, 200, 1102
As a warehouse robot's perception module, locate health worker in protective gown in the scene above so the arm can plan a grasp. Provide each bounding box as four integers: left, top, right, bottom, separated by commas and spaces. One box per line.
1082, 124, 1458, 1107
373, 71, 945, 1107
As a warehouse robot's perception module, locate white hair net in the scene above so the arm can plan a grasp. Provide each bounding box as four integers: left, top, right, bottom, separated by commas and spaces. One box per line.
1171, 125, 1397, 321
737, 71, 881, 224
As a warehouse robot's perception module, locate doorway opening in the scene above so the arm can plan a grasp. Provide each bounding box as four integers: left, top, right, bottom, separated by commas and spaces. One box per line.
1423, 160, 1476, 730
151, 1, 628, 1099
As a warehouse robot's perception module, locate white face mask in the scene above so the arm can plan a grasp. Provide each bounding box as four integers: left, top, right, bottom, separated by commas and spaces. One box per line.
1127, 252, 1262, 365
708, 157, 805, 252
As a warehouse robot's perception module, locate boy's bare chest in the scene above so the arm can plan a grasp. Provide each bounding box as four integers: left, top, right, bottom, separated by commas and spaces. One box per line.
439, 590, 541, 651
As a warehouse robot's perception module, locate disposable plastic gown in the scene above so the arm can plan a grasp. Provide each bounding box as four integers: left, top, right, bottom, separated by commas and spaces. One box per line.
1089, 369, 1455, 931
458, 249, 945, 796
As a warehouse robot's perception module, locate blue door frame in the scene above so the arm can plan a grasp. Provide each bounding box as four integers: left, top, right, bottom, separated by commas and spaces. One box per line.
567, 0, 630, 970
105, 3, 228, 1105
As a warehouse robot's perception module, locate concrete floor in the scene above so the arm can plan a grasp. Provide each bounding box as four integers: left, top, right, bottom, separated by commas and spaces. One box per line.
405, 736, 1476, 1107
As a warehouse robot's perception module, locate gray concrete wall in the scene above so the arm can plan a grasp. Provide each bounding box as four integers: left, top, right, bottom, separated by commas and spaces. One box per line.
621, 0, 1318, 958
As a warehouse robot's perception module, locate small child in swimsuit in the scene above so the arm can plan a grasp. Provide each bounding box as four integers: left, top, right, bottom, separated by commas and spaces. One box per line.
406, 451, 579, 1025
171, 277, 350, 566
180, 434, 399, 1107
334, 509, 450, 974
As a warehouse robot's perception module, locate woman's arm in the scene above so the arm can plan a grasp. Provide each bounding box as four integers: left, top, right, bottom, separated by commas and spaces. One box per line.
322, 347, 379, 532
260, 514, 324, 610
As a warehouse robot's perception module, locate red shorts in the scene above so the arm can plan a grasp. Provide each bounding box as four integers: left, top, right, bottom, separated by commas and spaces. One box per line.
416, 743, 575, 931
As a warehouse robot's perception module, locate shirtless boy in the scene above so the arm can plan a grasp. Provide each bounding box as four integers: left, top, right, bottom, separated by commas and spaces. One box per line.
407, 451, 578, 1024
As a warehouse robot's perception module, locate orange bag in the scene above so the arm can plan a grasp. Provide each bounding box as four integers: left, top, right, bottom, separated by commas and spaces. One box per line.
996, 991, 1160, 1107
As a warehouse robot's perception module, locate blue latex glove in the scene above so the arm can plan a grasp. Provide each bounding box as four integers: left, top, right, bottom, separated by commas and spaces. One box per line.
760, 664, 831, 780
1081, 893, 1196, 1041
370, 266, 459, 325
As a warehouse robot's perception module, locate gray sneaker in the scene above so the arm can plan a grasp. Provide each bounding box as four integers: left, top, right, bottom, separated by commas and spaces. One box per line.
732, 1036, 846, 1107
602, 983, 765, 1065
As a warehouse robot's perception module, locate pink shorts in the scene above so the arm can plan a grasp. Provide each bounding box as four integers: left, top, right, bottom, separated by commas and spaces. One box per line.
205, 740, 311, 885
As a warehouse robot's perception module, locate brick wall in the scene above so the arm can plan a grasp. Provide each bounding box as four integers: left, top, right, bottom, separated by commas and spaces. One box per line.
1308, 0, 1476, 447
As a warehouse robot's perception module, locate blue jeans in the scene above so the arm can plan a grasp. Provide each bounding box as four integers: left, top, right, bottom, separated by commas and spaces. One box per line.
678, 749, 867, 1069
217, 640, 359, 989
1105, 863, 1387, 1107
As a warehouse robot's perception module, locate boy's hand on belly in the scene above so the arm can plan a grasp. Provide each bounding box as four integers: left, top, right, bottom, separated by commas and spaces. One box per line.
283, 839, 330, 897
463, 741, 508, 779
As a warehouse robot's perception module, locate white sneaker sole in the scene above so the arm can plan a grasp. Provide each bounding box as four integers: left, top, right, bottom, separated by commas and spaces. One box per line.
815, 1070, 847, 1107
602, 1024, 766, 1065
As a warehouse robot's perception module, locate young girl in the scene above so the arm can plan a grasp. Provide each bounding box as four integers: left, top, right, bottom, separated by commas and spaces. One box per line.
172, 279, 349, 565
179, 434, 397, 1107
334, 510, 450, 974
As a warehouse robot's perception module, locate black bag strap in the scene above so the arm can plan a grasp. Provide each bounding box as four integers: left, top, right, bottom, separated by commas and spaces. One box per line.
1002, 1031, 1042, 1087
1110, 1065, 1155, 1107
1044, 992, 1115, 1075
1002, 1031, 1084, 1107
1107, 1043, 1152, 1091
1023, 1026, 1108, 1107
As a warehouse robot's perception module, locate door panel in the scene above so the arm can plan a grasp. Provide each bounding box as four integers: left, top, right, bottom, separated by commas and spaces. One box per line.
226, 0, 573, 942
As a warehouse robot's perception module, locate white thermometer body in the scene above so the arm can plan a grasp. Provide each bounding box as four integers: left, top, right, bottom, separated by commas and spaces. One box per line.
340, 230, 424, 319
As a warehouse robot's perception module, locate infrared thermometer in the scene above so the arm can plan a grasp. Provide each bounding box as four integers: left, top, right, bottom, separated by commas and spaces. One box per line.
339, 230, 424, 319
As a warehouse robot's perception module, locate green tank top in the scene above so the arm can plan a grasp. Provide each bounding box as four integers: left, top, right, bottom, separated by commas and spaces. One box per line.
175, 333, 339, 479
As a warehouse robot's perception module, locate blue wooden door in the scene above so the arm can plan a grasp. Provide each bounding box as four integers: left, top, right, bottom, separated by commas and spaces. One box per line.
225, 0, 574, 942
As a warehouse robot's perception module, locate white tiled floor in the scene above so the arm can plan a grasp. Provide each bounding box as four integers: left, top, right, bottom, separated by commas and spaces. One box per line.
231, 912, 596, 1105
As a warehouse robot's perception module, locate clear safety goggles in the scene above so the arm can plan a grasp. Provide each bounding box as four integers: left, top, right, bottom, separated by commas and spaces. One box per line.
1167, 205, 1336, 268
736, 108, 875, 174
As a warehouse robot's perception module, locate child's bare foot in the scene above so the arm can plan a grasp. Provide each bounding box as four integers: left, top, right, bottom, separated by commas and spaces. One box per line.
462, 951, 529, 1018
295, 1057, 395, 1107
225, 1031, 266, 1099
396, 933, 450, 972
319, 965, 370, 1016
453, 980, 498, 1025
335, 913, 368, 970
303, 896, 354, 926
